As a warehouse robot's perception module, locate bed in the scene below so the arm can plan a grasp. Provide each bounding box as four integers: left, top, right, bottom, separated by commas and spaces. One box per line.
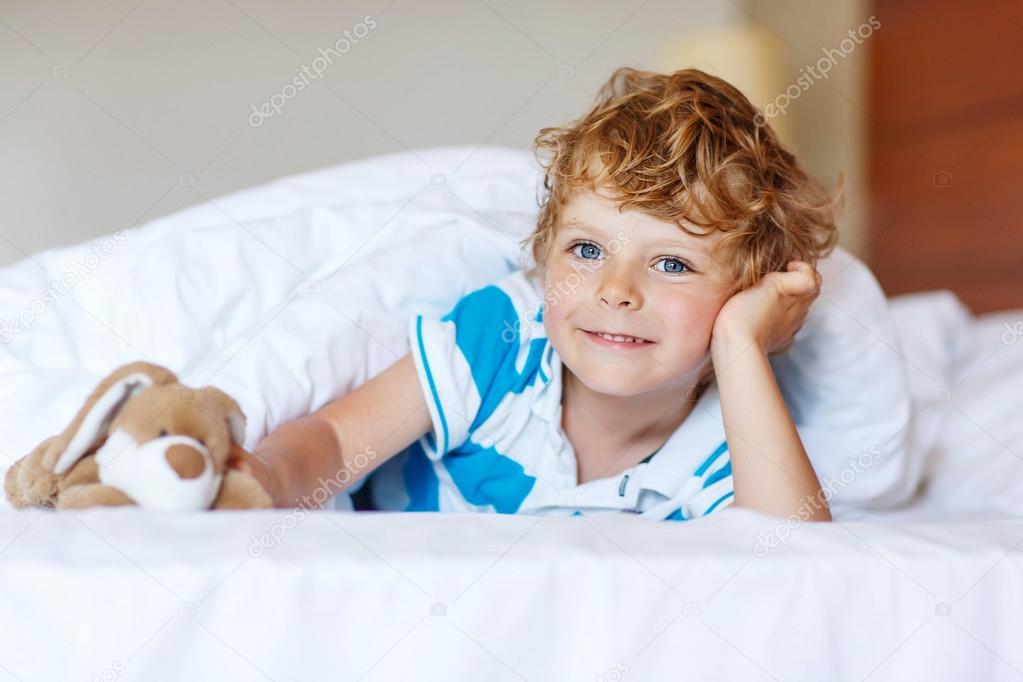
1, 147, 1020, 681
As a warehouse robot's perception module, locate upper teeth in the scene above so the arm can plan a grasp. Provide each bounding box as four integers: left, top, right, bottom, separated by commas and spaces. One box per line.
595, 332, 645, 343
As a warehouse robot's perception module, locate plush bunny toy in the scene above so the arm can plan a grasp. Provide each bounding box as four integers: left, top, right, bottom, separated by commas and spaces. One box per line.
4, 361, 271, 511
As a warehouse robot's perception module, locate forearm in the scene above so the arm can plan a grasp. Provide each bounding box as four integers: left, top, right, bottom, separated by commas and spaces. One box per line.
711, 332, 831, 521
250, 413, 357, 509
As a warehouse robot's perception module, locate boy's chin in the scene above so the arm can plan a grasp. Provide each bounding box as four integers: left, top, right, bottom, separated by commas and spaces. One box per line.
564, 350, 708, 399
565, 361, 651, 397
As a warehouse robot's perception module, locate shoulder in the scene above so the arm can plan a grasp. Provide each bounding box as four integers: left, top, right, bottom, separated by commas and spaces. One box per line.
416, 269, 550, 395
439, 269, 547, 349
409, 270, 551, 456
444, 270, 544, 322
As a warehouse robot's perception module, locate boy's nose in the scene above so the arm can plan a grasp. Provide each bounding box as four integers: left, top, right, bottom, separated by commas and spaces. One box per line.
596, 264, 642, 310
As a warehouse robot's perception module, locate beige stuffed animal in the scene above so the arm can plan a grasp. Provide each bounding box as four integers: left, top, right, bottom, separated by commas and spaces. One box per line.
4, 361, 271, 510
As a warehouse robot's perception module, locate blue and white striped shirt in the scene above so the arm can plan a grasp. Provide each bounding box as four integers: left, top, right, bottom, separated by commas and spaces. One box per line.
351, 269, 734, 520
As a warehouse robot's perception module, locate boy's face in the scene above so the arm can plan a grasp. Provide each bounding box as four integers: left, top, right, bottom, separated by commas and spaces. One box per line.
540, 189, 732, 397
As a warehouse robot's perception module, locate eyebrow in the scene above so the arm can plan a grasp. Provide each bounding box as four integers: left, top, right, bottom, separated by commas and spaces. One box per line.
562, 220, 702, 252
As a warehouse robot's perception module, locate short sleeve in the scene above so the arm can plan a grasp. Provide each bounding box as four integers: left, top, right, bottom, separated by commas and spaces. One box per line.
408, 281, 529, 461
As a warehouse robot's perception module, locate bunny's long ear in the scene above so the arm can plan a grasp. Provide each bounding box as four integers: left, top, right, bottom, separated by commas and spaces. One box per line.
49, 362, 178, 475
199, 386, 247, 445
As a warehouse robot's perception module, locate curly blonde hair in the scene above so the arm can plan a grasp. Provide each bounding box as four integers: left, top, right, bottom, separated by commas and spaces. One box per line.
523, 67, 840, 294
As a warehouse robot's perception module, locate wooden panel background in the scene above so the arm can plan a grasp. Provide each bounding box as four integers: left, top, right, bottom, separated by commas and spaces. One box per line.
868, 0, 1023, 312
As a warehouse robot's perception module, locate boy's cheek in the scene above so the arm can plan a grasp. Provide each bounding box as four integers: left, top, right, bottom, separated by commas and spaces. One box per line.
658, 290, 718, 323
660, 299, 721, 342
542, 271, 593, 317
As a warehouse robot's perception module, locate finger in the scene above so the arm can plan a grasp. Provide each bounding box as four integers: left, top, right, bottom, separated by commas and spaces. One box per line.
776, 269, 818, 297
779, 262, 819, 294
799, 264, 823, 296
786, 261, 812, 274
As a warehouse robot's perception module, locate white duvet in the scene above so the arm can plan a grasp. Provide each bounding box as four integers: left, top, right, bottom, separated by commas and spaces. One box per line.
1, 147, 1021, 681
1, 146, 925, 515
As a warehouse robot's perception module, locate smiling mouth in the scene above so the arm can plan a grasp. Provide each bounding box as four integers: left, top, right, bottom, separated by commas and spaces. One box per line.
581, 329, 654, 344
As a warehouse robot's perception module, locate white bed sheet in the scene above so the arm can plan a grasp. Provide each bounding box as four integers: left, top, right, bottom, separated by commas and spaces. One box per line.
1, 500, 1022, 681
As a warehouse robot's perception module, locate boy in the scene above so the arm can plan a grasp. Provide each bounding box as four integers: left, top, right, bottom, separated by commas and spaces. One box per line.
233, 68, 841, 521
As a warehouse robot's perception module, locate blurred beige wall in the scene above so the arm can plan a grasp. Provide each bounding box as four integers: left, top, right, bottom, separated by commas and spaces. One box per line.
0, 0, 868, 267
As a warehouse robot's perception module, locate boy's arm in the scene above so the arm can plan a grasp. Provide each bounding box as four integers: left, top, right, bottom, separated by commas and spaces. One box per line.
231, 352, 431, 508
770, 248, 915, 512
712, 327, 830, 520
710, 262, 832, 521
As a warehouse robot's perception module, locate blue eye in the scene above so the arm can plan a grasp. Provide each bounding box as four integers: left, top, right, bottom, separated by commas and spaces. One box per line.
656, 258, 690, 274
571, 242, 603, 260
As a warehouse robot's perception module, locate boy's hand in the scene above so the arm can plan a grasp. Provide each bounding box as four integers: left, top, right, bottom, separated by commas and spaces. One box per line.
227, 442, 285, 508
712, 261, 822, 358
